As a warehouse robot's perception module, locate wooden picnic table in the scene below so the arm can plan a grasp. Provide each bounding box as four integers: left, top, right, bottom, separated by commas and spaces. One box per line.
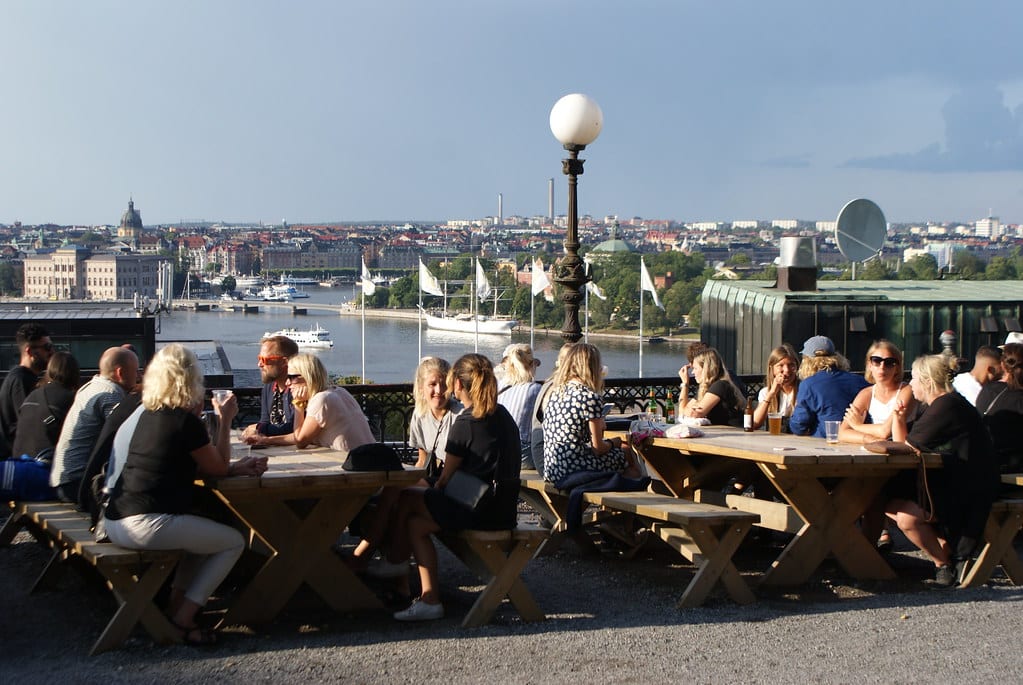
1002, 473, 1023, 488
198, 443, 423, 626
614, 427, 941, 586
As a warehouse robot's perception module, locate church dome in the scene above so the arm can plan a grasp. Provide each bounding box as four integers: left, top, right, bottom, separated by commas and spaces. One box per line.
120, 198, 143, 230
592, 221, 633, 253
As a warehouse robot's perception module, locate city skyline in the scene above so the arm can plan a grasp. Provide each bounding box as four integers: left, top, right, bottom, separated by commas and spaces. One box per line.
2, 2, 1022, 227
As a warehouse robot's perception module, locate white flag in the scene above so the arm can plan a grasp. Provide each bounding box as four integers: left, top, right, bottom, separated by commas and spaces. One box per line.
640, 257, 663, 309
361, 259, 376, 296
419, 259, 444, 297
586, 280, 607, 301
531, 258, 551, 296
475, 259, 492, 302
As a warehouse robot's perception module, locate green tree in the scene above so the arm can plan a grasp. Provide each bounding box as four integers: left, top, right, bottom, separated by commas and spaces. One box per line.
985, 256, 1016, 280
952, 250, 984, 279
899, 254, 939, 280
859, 259, 894, 280
220, 275, 236, 293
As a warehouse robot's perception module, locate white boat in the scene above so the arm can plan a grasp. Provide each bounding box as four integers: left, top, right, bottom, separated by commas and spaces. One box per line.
423, 311, 517, 335
235, 275, 266, 288
263, 323, 334, 349
278, 273, 319, 286
255, 286, 289, 302
271, 284, 310, 299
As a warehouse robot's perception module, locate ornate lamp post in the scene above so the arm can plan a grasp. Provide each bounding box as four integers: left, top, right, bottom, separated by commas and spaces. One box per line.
550, 93, 603, 343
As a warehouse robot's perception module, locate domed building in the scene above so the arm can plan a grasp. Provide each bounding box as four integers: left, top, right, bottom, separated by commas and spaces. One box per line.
117, 198, 143, 242
589, 220, 635, 260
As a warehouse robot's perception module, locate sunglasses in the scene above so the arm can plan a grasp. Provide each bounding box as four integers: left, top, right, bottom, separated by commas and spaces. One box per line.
257, 355, 287, 365
869, 356, 899, 368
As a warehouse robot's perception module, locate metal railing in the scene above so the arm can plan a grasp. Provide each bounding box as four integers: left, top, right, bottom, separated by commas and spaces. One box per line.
215, 376, 768, 458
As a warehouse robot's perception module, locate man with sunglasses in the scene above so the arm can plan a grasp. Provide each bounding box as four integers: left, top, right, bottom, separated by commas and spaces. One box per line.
241, 335, 299, 442
0, 323, 54, 459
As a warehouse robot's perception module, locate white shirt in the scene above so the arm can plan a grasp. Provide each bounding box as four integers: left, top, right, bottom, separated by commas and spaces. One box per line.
952, 373, 982, 407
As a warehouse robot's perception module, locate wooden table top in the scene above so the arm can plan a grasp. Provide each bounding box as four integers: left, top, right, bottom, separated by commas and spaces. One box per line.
199, 444, 424, 492
609, 426, 942, 468
1002, 473, 1023, 487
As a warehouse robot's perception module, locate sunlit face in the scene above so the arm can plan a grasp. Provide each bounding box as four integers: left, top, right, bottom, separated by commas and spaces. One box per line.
424, 372, 448, 411
909, 372, 928, 402
868, 346, 901, 381
258, 342, 288, 384
773, 358, 797, 386
693, 359, 706, 384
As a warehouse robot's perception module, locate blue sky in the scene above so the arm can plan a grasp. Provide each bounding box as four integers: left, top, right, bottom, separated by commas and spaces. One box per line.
2, 1, 1022, 226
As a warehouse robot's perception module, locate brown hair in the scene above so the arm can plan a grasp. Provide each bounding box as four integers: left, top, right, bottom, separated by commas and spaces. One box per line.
1000, 343, 1023, 390
449, 353, 497, 419
44, 351, 80, 391
693, 347, 745, 409
262, 335, 300, 359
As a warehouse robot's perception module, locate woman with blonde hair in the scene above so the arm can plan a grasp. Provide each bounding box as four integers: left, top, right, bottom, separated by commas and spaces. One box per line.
751, 344, 800, 431
890, 354, 998, 586
252, 353, 374, 454
678, 347, 745, 425
103, 344, 267, 645
497, 343, 543, 469
840, 340, 916, 444
387, 353, 520, 621
542, 343, 637, 486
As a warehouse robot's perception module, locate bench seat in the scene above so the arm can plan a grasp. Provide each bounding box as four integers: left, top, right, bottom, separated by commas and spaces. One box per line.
519, 474, 759, 607
960, 498, 1023, 588
436, 525, 549, 627
4, 501, 182, 655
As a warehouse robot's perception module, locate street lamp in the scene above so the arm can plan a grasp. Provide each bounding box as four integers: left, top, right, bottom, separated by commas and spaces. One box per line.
550, 93, 603, 342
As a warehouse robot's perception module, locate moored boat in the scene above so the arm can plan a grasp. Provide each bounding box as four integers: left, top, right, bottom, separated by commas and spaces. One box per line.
423, 310, 516, 335
263, 322, 334, 349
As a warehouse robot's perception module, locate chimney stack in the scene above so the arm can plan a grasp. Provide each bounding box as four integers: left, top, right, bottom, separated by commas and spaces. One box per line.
776, 236, 818, 291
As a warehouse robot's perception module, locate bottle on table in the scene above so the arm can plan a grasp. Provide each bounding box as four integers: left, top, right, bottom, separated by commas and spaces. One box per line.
743, 397, 754, 432
665, 391, 675, 424
646, 388, 661, 418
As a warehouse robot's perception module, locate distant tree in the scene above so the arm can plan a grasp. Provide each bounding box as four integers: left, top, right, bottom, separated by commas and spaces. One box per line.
0, 262, 19, 295
985, 256, 1016, 280
220, 275, 236, 293
726, 252, 751, 266
952, 250, 984, 279
859, 259, 894, 280
251, 257, 262, 275
899, 254, 939, 280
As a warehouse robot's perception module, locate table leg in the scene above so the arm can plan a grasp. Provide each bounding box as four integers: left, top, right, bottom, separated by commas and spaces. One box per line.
961, 508, 1023, 587
761, 466, 895, 585
217, 490, 382, 626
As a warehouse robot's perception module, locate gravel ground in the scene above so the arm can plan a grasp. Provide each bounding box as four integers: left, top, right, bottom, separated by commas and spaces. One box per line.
2, 523, 1022, 684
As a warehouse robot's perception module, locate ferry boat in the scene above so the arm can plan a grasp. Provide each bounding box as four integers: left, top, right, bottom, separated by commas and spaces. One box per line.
254, 286, 289, 302
271, 284, 310, 299
235, 275, 266, 289
422, 311, 517, 335
263, 322, 334, 349
277, 273, 319, 286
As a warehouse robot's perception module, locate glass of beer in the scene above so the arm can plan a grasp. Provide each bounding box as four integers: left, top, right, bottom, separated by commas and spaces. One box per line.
767, 412, 783, 435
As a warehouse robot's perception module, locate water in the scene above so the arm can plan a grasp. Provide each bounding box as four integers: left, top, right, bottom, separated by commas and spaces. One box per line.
156, 287, 686, 384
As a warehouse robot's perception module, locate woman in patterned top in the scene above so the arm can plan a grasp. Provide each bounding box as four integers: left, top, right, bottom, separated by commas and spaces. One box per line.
542, 343, 638, 487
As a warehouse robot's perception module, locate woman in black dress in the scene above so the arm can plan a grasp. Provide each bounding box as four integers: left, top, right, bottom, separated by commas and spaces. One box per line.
890, 354, 998, 587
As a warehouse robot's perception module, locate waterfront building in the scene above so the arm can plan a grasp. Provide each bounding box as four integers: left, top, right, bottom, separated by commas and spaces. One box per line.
23, 246, 170, 301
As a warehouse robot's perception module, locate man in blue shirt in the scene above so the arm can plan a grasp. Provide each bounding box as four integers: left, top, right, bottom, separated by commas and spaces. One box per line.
788, 335, 869, 438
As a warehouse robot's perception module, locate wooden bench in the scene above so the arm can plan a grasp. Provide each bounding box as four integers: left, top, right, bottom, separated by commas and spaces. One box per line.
2, 501, 182, 655
960, 496, 1023, 588
436, 525, 549, 627
519, 474, 759, 607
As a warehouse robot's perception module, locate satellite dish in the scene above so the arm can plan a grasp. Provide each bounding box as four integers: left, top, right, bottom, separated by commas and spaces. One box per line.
835, 198, 886, 262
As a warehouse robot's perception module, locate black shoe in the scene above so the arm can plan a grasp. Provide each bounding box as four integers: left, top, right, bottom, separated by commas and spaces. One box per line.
933, 564, 956, 588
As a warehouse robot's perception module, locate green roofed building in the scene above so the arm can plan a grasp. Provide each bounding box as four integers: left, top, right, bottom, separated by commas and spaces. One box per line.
702, 278, 1023, 376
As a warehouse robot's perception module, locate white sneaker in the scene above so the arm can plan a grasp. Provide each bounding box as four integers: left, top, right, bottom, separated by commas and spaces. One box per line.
393, 598, 444, 621
365, 558, 410, 579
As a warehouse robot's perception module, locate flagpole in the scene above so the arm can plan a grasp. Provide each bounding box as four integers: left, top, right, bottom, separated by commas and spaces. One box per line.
473, 259, 479, 353
584, 285, 589, 343
639, 261, 645, 379
418, 277, 423, 361
361, 284, 367, 384
530, 287, 535, 350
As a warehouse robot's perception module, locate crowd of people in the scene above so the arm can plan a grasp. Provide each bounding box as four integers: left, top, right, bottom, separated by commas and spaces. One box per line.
1, 321, 1019, 637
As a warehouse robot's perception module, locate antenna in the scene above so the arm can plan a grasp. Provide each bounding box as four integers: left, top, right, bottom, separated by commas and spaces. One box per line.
835, 199, 887, 277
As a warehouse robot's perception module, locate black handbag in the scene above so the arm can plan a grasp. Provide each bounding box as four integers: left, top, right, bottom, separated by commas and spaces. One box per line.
444, 470, 491, 510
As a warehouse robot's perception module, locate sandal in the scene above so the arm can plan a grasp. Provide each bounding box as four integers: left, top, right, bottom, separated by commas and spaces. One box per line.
876, 530, 893, 552
172, 619, 217, 647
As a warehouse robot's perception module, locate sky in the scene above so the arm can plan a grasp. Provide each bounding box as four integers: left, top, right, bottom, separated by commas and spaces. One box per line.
2, 1, 1023, 227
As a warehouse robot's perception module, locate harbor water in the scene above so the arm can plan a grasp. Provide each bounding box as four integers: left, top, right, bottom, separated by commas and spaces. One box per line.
156, 288, 688, 384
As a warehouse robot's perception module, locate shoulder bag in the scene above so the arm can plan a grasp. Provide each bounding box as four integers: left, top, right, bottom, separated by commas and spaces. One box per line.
444, 469, 491, 510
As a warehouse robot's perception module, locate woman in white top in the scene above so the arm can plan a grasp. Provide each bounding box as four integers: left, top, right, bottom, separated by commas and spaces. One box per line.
839, 340, 916, 444
752, 344, 800, 431
838, 340, 917, 550
252, 353, 374, 453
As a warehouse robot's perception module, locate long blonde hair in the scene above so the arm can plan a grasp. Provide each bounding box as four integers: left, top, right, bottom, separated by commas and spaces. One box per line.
413, 356, 452, 417
286, 353, 330, 395
762, 345, 799, 413
142, 343, 204, 411
912, 354, 954, 396
863, 339, 904, 384
449, 353, 497, 419
552, 343, 604, 394
693, 347, 745, 409
501, 344, 538, 385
